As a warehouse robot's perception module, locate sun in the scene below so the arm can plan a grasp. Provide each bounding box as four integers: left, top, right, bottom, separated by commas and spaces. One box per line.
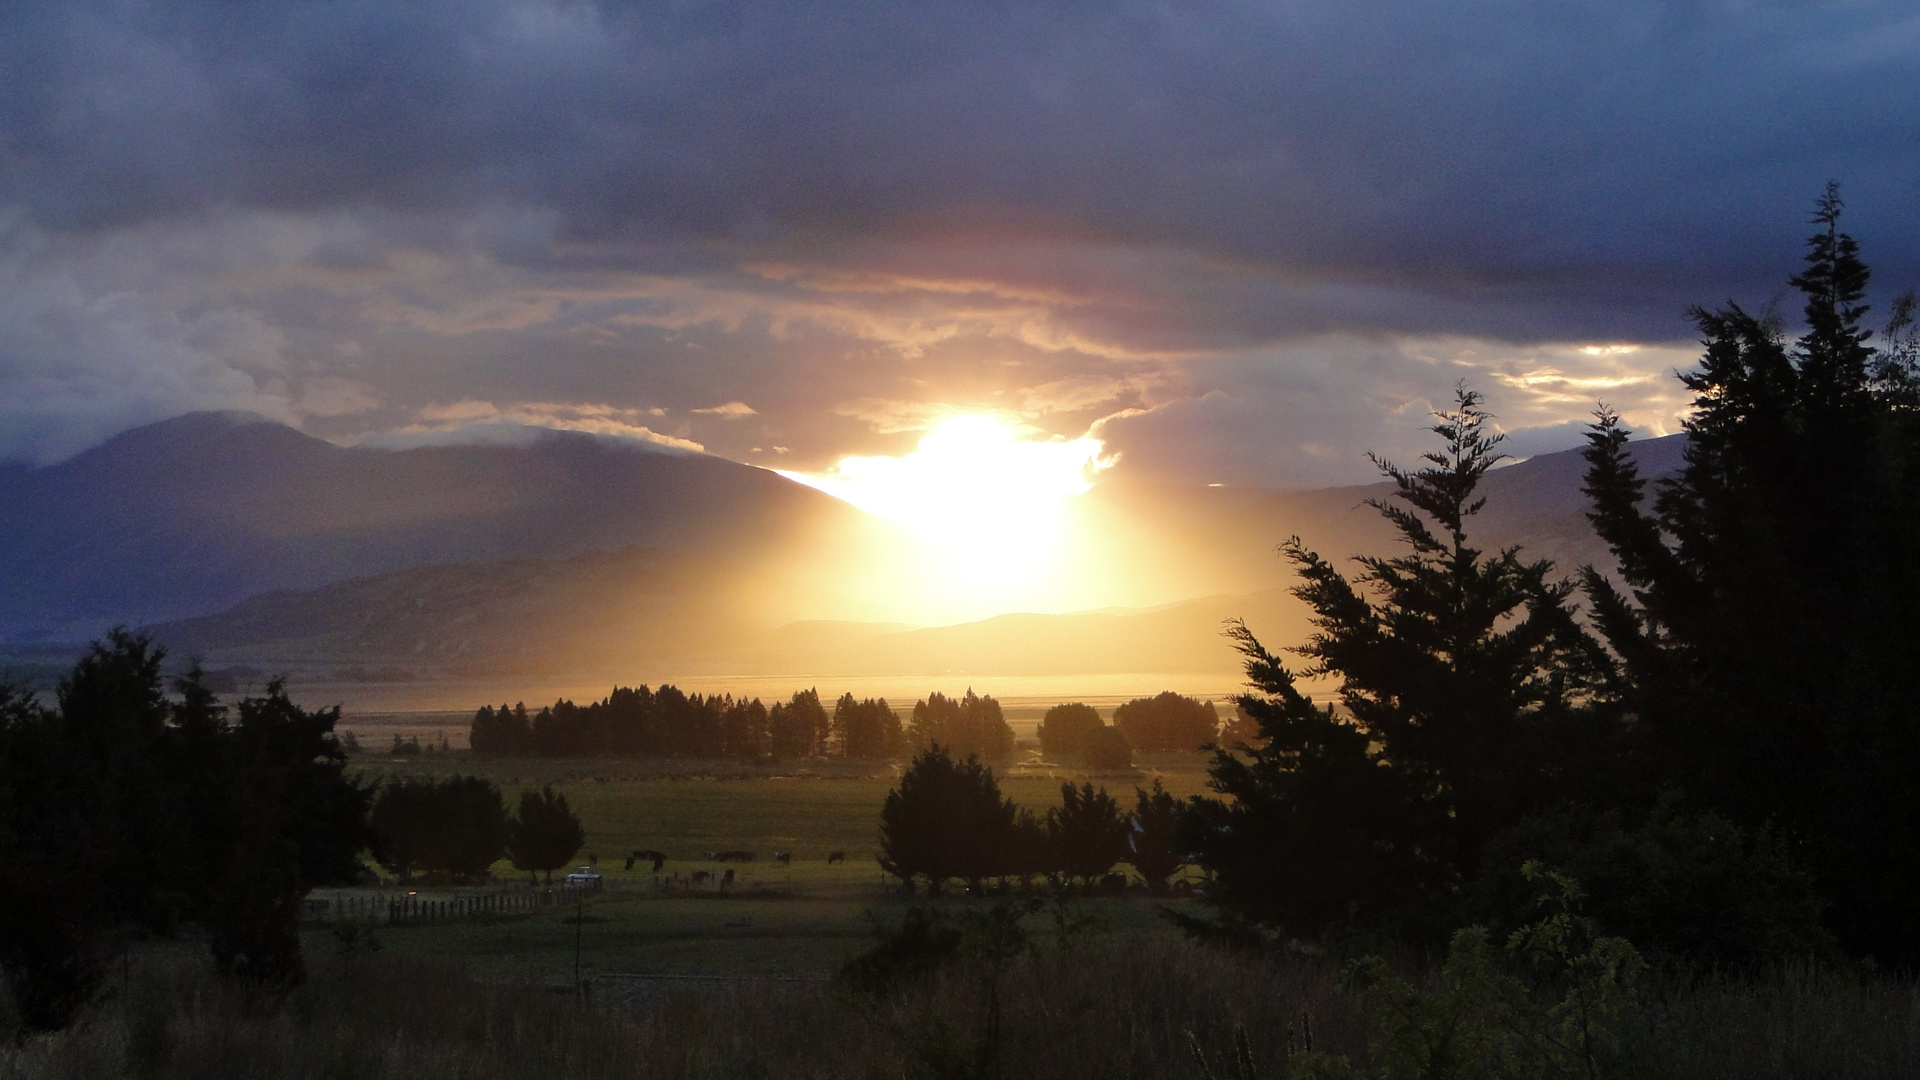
780, 415, 1110, 612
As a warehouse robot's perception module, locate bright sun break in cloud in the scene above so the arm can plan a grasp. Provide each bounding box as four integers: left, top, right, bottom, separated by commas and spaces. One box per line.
782, 415, 1111, 611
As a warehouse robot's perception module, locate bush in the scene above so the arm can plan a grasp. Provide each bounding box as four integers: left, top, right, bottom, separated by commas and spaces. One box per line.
838, 899, 1037, 995
1466, 803, 1836, 971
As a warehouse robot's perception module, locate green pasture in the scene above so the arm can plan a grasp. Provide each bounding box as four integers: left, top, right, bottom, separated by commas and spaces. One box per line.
348, 753, 1218, 883
330, 752, 1219, 980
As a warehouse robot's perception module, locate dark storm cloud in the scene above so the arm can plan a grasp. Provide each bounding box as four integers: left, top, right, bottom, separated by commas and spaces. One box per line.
6, 0, 1917, 335
2, 0, 1916, 475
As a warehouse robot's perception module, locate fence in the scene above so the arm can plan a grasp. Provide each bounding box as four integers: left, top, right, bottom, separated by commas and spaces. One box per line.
302, 888, 569, 926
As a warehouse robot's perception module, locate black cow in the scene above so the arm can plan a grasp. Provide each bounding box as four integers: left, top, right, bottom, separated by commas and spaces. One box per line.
772, 852, 791, 865
826, 851, 847, 865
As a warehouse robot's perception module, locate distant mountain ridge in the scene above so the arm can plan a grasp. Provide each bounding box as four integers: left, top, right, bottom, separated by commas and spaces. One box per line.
0, 411, 874, 640
1165, 433, 1689, 598
122, 427, 1687, 683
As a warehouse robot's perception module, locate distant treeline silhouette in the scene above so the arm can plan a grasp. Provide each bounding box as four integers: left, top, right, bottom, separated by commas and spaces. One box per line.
472, 686, 1228, 763
470, 686, 905, 760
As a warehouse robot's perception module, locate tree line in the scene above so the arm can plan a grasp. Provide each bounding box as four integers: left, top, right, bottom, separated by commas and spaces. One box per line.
0, 633, 597, 1033
470, 687, 897, 760
473, 685, 1228, 765
368, 777, 586, 885
0, 633, 373, 1028
1034, 693, 1228, 768
878, 744, 1185, 897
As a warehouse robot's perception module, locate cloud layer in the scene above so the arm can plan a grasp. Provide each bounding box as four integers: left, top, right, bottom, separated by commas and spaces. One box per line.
2, 0, 1916, 479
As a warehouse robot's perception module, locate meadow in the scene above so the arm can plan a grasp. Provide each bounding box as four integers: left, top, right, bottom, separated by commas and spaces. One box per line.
345, 750, 1219, 886
326, 749, 1219, 983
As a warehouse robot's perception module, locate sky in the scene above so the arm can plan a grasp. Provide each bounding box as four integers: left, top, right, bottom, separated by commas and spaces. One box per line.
3, 0, 1918, 489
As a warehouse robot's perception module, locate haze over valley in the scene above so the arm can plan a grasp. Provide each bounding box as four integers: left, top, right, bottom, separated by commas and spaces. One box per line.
0, 406, 1684, 708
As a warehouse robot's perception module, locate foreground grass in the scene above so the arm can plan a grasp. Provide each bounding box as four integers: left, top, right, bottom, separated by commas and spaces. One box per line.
354, 890, 1197, 980
6, 935, 1918, 1079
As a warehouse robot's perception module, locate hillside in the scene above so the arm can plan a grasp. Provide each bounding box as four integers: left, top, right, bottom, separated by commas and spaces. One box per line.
136, 435, 1683, 683
1157, 434, 1688, 597
0, 412, 881, 640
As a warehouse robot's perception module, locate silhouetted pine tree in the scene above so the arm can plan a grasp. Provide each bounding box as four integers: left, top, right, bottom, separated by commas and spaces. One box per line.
1128, 780, 1184, 895
1581, 186, 1920, 961
1184, 388, 1615, 937
1046, 783, 1130, 883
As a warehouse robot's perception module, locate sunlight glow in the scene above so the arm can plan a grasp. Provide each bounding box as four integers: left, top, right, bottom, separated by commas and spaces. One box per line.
781, 415, 1111, 612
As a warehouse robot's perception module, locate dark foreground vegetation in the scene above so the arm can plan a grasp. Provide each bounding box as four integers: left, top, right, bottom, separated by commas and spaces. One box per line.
3, 935, 1917, 1079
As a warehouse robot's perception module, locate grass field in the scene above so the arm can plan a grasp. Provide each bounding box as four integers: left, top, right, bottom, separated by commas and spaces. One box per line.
312, 889, 1200, 985
348, 751, 1219, 883
328, 750, 1220, 983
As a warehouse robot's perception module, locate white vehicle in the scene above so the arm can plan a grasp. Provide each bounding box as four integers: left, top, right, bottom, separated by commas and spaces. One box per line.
564, 865, 602, 889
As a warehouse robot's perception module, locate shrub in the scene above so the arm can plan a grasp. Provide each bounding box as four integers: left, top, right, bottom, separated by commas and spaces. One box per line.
1467, 802, 1836, 971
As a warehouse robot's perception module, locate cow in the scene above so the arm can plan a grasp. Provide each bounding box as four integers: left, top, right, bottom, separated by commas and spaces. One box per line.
826, 851, 846, 864
691, 870, 711, 885
772, 852, 791, 865
714, 850, 756, 863
629, 849, 667, 872
721, 868, 736, 887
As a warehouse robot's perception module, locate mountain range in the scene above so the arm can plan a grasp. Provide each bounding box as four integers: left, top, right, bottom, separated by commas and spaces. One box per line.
0, 411, 874, 641
0, 412, 1686, 687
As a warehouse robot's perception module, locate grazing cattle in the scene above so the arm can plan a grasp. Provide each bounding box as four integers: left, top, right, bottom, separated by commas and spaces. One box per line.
826, 851, 846, 865
713, 850, 756, 863
772, 852, 791, 865
721, 869, 736, 886
691, 871, 711, 885
624, 856, 635, 871
631, 849, 667, 872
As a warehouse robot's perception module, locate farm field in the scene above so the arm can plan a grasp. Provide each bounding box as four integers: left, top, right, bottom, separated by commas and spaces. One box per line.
348, 751, 1220, 875
332, 746, 1222, 982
